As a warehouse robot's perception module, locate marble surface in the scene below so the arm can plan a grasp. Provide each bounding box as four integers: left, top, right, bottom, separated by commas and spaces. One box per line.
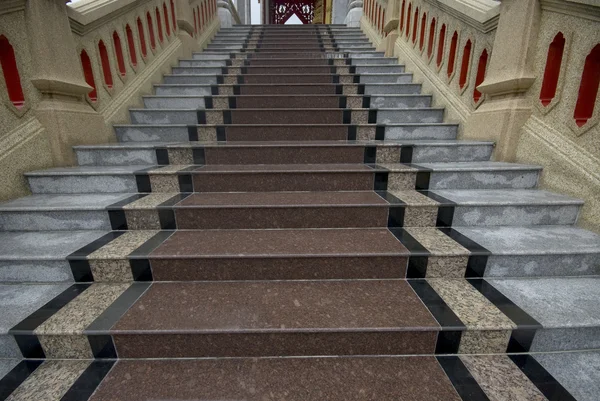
0, 283, 70, 334
488, 277, 600, 328
0, 231, 108, 260
535, 351, 600, 401
0, 359, 19, 380
90, 357, 461, 401
427, 279, 516, 330
460, 355, 546, 401
4, 360, 90, 401
0, 194, 132, 210
35, 283, 129, 335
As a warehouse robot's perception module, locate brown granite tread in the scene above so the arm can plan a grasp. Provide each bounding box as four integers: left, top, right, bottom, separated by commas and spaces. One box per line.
194, 163, 374, 172
148, 228, 409, 280
150, 228, 407, 258
89, 357, 461, 401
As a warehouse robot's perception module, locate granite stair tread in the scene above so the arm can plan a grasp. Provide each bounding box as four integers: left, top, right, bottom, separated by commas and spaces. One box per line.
3, 353, 593, 401
0, 231, 109, 261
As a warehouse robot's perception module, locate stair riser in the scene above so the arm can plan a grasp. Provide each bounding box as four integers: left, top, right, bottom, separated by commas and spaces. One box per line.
128, 109, 441, 125
74, 143, 493, 167
193, 172, 375, 192
242, 58, 398, 65
115, 126, 190, 142
178, 60, 227, 67
384, 125, 458, 140
194, 52, 386, 59
143, 97, 206, 109
76, 148, 157, 166
167, 65, 406, 74
0, 211, 113, 231
451, 205, 581, 227
171, 67, 222, 75
364, 84, 422, 94
0, 260, 73, 283
410, 145, 493, 162
484, 254, 599, 278
162, 75, 217, 85
28, 175, 138, 194
0, 335, 20, 358
149, 255, 408, 281
427, 171, 540, 190
237, 85, 337, 95
112, 331, 436, 358
112, 124, 458, 142
371, 95, 431, 108
175, 206, 389, 229
154, 85, 212, 96
377, 109, 443, 124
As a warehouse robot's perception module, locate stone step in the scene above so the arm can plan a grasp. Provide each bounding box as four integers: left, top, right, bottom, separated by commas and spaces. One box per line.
142, 94, 427, 109
153, 82, 423, 96
113, 123, 457, 142
239, 57, 399, 65
74, 140, 491, 166
1, 188, 576, 232
170, 64, 406, 75
450, 225, 600, 277
4, 277, 600, 359
127, 108, 441, 125
0, 230, 109, 282
192, 51, 386, 59
4, 352, 590, 401
161, 73, 413, 85
25, 162, 540, 194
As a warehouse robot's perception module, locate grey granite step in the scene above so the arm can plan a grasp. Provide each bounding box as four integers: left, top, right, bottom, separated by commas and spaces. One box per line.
364, 83, 422, 95
419, 162, 541, 190
72, 140, 492, 167
178, 59, 228, 67
140, 94, 426, 110
534, 351, 600, 401
112, 123, 459, 142
404, 140, 493, 162
127, 108, 442, 125
432, 189, 583, 226
26, 165, 148, 194
377, 108, 444, 124
488, 277, 600, 352
0, 231, 108, 282
171, 66, 222, 75
0, 282, 71, 357
0, 193, 135, 231
162, 74, 218, 85
455, 225, 600, 277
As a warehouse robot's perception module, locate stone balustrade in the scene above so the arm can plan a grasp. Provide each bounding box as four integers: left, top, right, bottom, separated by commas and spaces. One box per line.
0, 0, 221, 201
361, 0, 600, 231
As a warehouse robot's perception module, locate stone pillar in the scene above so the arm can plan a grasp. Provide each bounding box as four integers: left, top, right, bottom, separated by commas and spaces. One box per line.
377, 0, 399, 56
344, 0, 363, 27
463, 0, 541, 161
175, 0, 198, 54
218, 0, 235, 27
26, 0, 112, 166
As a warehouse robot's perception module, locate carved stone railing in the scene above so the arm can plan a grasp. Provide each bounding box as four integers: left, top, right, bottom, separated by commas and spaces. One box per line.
217, 0, 242, 28
0, 0, 221, 201
360, 0, 600, 232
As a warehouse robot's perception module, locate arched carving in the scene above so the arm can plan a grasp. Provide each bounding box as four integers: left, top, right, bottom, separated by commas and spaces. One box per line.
0, 35, 25, 109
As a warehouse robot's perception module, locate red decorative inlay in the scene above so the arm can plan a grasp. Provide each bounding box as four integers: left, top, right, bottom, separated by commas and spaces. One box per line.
0, 35, 25, 109
113, 31, 126, 77
137, 18, 147, 57
171, 0, 177, 31
473, 49, 488, 102
163, 3, 171, 37
436, 24, 446, 67
539, 33, 565, 107
405, 3, 411, 37
459, 39, 472, 89
126, 25, 137, 67
98, 40, 113, 88
574, 44, 600, 127
399, 0, 405, 32
419, 12, 426, 50
427, 18, 436, 58
156, 8, 164, 43
412, 7, 418, 43
147, 12, 156, 49
447, 31, 458, 78
80, 49, 97, 102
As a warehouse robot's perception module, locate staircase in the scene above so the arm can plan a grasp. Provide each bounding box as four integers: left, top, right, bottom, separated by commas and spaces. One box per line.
1, 24, 599, 401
